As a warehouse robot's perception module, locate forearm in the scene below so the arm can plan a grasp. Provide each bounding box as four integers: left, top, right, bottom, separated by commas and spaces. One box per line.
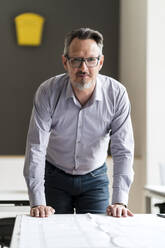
24, 108, 51, 207
24, 141, 47, 207
111, 156, 134, 206
25, 177, 46, 207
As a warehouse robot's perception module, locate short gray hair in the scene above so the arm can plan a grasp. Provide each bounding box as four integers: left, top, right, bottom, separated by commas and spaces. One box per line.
63, 28, 104, 56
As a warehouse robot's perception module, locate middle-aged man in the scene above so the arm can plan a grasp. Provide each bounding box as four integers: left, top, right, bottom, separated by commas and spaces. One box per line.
24, 27, 134, 218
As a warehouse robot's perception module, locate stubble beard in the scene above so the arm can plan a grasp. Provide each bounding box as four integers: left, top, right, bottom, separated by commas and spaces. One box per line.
71, 79, 94, 91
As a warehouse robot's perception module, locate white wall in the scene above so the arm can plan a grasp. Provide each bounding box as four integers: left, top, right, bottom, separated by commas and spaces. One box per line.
120, 0, 147, 212
120, 0, 165, 212
146, 0, 165, 185
120, 0, 147, 159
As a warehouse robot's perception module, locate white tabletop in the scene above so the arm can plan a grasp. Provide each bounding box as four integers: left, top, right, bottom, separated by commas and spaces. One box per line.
10, 213, 165, 248
144, 185, 165, 196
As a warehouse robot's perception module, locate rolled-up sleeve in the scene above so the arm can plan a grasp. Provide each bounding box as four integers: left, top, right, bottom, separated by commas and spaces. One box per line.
110, 89, 134, 206
24, 84, 52, 207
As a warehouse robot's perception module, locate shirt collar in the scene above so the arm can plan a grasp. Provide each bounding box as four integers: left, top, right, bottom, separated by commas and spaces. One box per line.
66, 80, 75, 100
92, 76, 103, 102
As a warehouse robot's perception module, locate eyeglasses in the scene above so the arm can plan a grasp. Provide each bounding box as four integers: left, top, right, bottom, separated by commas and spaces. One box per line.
65, 55, 100, 68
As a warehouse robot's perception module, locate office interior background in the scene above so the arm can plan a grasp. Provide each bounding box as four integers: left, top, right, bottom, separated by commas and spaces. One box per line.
0, 0, 165, 214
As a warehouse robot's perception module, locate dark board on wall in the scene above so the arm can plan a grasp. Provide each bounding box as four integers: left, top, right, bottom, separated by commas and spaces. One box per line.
0, 0, 120, 154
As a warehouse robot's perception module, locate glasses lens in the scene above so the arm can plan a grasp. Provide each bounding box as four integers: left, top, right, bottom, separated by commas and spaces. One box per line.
86, 57, 98, 67
70, 58, 82, 68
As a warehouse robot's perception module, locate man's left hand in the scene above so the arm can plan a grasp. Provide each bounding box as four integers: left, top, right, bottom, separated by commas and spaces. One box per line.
106, 204, 134, 217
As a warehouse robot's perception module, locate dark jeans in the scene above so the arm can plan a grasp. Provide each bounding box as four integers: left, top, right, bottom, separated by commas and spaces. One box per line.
44, 161, 109, 214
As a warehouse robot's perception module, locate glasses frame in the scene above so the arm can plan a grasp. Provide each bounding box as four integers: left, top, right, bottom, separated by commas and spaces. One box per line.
65, 55, 101, 68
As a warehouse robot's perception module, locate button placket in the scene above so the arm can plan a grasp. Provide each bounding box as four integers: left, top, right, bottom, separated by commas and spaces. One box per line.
74, 109, 83, 169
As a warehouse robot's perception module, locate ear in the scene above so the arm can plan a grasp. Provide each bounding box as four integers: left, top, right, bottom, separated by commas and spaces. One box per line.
98, 55, 104, 71
62, 55, 68, 71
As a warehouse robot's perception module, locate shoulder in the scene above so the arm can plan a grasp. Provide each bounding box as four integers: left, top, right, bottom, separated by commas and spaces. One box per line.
98, 74, 126, 94
35, 73, 69, 99
38, 73, 69, 93
97, 74, 128, 106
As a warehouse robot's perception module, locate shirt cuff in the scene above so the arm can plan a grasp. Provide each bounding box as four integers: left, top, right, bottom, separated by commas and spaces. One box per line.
112, 188, 129, 206
28, 189, 46, 208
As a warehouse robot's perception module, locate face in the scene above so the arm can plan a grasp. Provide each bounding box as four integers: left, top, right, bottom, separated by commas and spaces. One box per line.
62, 38, 104, 91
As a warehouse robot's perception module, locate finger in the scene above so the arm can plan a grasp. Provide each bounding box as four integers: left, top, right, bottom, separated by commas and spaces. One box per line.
112, 207, 117, 217
34, 208, 40, 217
39, 207, 46, 218
45, 207, 52, 217
127, 209, 134, 216
122, 207, 128, 217
50, 207, 55, 214
30, 208, 34, 217
44, 207, 49, 217
106, 206, 110, 214
106, 206, 112, 216
107, 209, 112, 216
116, 207, 122, 217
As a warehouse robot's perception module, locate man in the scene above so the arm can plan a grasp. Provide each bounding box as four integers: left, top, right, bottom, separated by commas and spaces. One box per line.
24, 28, 134, 218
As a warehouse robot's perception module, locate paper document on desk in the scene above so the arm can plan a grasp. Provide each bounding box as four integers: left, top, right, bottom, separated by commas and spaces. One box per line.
87, 214, 165, 248
18, 214, 109, 248
16, 214, 165, 248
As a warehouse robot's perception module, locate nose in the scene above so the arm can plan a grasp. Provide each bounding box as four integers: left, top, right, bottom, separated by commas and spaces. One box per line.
79, 60, 88, 71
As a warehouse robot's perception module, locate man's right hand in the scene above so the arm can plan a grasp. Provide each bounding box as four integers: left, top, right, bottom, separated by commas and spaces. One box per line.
30, 205, 55, 218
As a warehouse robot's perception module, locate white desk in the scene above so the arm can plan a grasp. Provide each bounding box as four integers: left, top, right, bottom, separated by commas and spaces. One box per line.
144, 185, 165, 213
10, 213, 165, 248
